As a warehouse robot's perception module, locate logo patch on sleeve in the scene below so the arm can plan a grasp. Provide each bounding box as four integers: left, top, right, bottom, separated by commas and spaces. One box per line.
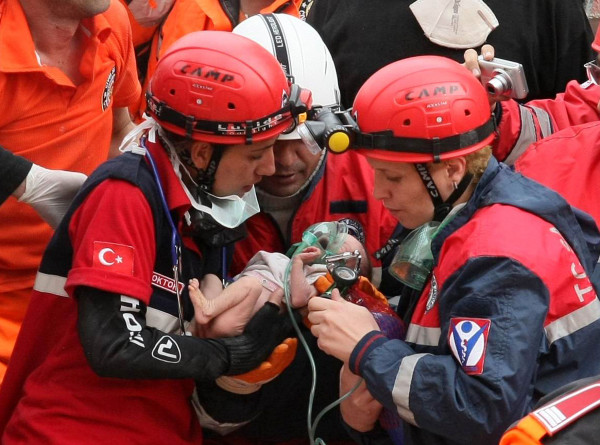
448, 318, 491, 375
93, 241, 135, 275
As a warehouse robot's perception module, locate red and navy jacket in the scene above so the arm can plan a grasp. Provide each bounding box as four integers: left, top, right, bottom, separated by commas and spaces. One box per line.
513, 120, 600, 230
231, 151, 398, 286
0, 144, 214, 444
349, 157, 600, 445
494, 80, 600, 165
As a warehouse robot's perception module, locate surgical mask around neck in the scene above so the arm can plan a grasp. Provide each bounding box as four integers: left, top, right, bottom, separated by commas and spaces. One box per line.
389, 221, 440, 291
157, 123, 261, 229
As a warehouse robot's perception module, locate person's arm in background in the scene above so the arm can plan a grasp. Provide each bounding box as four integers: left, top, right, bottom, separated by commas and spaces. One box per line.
1, 146, 32, 204
464, 44, 600, 165
0, 146, 86, 228
109, 107, 136, 158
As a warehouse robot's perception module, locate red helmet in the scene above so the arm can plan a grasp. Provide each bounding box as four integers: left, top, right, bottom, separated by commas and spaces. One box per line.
351, 55, 495, 163
593, 27, 600, 52
146, 30, 310, 144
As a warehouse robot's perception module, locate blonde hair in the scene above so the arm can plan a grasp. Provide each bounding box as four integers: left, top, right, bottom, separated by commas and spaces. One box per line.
464, 145, 492, 184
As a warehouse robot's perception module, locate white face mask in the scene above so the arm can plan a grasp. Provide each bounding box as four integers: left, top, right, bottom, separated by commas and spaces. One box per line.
409, 0, 499, 49
157, 128, 261, 229
198, 189, 260, 229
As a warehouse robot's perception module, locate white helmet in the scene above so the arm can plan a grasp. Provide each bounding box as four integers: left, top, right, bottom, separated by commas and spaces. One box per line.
233, 13, 341, 140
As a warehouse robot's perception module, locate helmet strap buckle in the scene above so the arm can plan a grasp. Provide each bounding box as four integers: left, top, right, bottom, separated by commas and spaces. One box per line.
432, 137, 442, 163
184, 115, 195, 139
245, 121, 253, 145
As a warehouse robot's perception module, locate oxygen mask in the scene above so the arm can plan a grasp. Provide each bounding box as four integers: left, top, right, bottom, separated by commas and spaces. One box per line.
283, 221, 352, 302
389, 221, 440, 291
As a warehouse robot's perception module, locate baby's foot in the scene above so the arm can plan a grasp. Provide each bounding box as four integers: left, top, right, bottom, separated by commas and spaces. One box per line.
188, 278, 215, 324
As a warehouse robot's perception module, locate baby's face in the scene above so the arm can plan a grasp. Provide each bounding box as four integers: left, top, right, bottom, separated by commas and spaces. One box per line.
338, 234, 371, 279
340, 235, 364, 257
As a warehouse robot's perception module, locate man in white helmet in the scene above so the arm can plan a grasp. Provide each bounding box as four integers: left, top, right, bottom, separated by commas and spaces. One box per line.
194, 14, 398, 444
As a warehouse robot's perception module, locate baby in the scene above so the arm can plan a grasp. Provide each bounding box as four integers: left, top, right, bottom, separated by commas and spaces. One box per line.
189, 234, 369, 338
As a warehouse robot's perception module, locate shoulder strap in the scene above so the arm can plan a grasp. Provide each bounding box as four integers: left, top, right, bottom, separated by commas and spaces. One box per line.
531, 382, 600, 435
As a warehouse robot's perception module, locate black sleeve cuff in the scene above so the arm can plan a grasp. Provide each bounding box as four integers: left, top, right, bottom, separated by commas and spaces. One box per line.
194, 378, 261, 424
0, 147, 32, 205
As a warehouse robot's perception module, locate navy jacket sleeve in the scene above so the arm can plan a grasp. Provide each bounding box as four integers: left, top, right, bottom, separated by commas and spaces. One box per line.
350, 256, 549, 445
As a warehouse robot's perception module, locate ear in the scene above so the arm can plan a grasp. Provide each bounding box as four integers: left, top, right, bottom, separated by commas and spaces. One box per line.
190, 141, 213, 170
445, 157, 467, 184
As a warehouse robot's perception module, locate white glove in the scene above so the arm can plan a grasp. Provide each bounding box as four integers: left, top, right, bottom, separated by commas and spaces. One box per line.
18, 164, 87, 228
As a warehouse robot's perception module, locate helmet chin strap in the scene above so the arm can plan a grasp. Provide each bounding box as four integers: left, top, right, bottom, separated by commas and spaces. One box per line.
157, 127, 224, 196
414, 163, 473, 222
196, 146, 224, 194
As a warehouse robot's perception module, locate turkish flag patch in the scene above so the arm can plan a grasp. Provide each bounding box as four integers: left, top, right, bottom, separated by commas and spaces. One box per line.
92, 241, 135, 275
448, 317, 491, 375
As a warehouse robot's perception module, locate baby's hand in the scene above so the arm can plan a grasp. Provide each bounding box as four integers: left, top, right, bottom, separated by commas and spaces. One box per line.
294, 246, 322, 265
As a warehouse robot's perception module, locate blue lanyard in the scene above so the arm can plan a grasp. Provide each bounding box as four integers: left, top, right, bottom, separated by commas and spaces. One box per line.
142, 138, 186, 334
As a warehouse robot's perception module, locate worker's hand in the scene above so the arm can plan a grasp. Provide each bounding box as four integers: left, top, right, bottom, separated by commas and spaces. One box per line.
18, 164, 86, 228
217, 295, 297, 376
463, 43, 495, 77
463, 44, 500, 109
216, 337, 298, 394
339, 364, 382, 432
307, 288, 379, 363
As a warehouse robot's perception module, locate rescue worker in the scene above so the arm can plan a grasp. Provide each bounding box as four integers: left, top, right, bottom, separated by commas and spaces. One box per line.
462, 28, 600, 165
194, 14, 398, 443
460, 37, 600, 227
0, 31, 311, 444
230, 13, 397, 289
306, 55, 600, 445
0, 0, 140, 385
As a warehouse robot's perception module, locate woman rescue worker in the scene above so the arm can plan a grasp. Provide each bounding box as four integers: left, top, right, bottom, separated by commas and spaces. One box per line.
307, 55, 600, 445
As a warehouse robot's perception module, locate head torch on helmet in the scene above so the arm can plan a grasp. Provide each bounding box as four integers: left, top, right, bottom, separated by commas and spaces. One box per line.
233, 14, 341, 141
297, 106, 358, 154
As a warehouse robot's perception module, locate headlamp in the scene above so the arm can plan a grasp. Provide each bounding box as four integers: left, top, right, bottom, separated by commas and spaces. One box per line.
298, 106, 358, 154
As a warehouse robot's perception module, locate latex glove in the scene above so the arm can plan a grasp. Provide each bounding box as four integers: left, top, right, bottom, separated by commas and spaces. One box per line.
18, 164, 87, 228
216, 337, 298, 394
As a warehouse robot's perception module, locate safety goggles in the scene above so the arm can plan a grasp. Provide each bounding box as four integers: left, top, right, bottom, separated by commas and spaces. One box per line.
584, 60, 600, 85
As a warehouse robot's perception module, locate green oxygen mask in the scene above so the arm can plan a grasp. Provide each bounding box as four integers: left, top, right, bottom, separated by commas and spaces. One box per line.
285, 221, 350, 261
283, 221, 350, 304
389, 221, 441, 291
